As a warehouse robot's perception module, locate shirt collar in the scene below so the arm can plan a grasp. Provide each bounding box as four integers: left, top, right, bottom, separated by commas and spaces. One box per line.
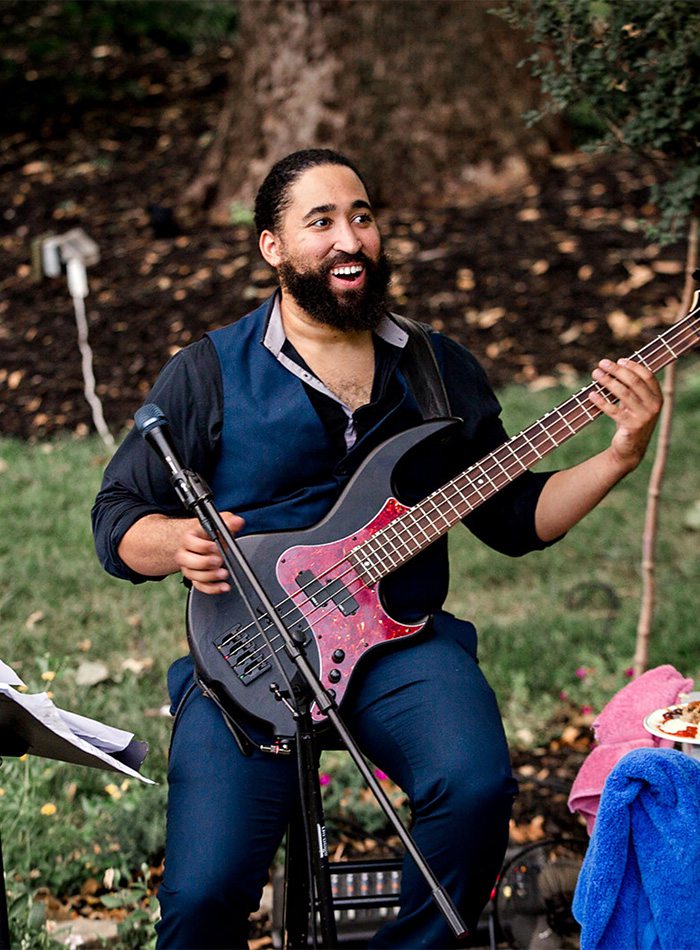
262, 291, 409, 356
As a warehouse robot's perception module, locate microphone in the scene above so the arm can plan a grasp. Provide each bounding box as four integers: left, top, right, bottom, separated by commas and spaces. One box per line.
134, 403, 212, 511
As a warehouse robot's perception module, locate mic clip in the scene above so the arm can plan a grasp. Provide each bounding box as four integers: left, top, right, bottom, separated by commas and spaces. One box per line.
171, 468, 213, 512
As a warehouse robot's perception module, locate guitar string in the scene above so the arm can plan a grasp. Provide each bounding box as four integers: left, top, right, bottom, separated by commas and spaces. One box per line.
226, 349, 683, 683
221, 317, 700, 676
219, 320, 700, 677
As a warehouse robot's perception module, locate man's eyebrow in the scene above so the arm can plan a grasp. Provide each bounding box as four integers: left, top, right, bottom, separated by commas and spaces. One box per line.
302, 199, 373, 222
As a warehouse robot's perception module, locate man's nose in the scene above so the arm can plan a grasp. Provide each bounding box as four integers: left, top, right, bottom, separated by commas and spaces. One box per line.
333, 220, 362, 254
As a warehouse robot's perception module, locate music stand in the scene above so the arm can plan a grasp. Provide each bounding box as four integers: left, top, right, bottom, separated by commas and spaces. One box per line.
0, 688, 152, 949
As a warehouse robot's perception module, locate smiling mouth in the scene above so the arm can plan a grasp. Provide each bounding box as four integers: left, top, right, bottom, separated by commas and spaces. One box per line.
330, 264, 365, 283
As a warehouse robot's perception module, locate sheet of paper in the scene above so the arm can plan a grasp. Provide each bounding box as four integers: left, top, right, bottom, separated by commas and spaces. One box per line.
57, 708, 136, 754
0, 659, 24, 686
0, 667, 154, 783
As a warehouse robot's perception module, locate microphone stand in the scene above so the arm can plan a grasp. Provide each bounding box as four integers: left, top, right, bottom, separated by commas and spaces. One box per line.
160, 462, 469, 946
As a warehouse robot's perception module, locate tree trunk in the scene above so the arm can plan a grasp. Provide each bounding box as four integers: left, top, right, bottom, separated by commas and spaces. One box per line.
633, 214, 699, 676
185, 0, 561, 224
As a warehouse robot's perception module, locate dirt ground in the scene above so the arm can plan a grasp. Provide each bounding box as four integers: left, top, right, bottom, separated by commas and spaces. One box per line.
0, 44, 688, 442
1, 44, 691, 941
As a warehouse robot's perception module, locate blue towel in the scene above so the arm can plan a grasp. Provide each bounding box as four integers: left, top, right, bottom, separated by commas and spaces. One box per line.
573, 748, 700, 950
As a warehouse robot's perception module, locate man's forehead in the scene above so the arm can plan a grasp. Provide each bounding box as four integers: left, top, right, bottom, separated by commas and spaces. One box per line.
286, 163, 370, 215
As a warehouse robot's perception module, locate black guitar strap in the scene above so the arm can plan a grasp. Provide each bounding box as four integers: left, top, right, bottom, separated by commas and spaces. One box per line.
391, 314, 451, 419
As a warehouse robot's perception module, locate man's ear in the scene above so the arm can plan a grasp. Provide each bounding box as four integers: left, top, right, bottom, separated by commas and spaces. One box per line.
259, 229, 282, 268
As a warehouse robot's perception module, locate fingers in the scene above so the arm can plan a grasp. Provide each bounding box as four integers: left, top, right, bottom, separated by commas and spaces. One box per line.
589, 358, 662, 418
588, 357, 663, 470
175, 511, 244, 595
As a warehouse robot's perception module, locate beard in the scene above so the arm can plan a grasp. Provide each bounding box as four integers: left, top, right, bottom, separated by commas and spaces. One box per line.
277, 250, 392, 332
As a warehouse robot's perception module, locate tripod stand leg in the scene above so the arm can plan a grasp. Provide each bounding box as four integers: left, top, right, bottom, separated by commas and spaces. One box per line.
282, 806, 314, 948
284, 726, 338, 949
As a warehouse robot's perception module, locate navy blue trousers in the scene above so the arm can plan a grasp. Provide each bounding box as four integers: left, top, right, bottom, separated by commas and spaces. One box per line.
156, 612, 517, 949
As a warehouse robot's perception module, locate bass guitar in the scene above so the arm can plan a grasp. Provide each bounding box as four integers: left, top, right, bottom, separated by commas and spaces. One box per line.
187, 296, 699, 740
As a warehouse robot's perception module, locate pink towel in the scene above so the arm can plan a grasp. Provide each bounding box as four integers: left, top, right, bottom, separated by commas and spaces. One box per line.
568, 664, 693, 834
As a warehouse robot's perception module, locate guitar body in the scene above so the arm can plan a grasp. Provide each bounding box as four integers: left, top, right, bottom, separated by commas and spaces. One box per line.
185, 293, 700, 742
186, 419, 457, 739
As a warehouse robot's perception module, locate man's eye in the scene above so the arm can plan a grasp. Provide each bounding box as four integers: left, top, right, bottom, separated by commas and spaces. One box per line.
310, 218, 330, 228
354, 213, 373, 224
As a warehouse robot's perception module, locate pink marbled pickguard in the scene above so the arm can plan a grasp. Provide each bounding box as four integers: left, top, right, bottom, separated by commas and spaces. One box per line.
275, 497, 425, 722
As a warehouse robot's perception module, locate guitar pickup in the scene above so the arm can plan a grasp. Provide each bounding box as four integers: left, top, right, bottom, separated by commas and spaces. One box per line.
215, 625, 271, 685
295, 570, 359, 616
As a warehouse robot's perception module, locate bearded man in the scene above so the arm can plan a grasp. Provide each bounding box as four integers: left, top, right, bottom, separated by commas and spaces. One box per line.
92, 149, 662, 948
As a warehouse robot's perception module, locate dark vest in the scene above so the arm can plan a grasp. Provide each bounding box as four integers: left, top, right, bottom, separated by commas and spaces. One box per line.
206, 297, 451, 620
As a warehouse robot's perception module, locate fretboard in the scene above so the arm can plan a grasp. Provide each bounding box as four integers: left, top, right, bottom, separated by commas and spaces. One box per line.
352, 302, 700, 585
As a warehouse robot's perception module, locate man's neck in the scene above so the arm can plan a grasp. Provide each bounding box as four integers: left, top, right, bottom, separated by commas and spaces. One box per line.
278, 291, 376, 411
278, 291, 372, 350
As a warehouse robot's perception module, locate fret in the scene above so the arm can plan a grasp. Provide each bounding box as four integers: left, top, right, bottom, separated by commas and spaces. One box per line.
544, 416, 561, 449
490, 452, 511, 485
408, 510, 435, 546
388, 521, 422, 563
386, 522, 416, 560
576, 388, 598, 422
357, 538, 382, 582
455, 479, 478, 508
421, 492, 454, 537
502, 441, 529, 474
349, 549, 375, 585
427, 494, 453, 531
658, 337, 677, 361
470, 470, 488, 502
345, 301, 700, 585
513, 429, 542, 467
438, 488, 464, 524
383, 524, 407, 561
558, 408, 577, 437
378, 535, 402, 569
371, 545, 399, 576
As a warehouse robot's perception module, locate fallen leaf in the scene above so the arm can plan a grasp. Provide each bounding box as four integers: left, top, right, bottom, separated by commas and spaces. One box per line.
22, 161, 50, 175
683, 500, 700, 531
509, 814, 546, 844
75, 661, 110, 687
559, 324, 582, 344
651, 259, 683, 275
606, 309, 641, 339
121, 657, 153, 676
456, 267, 475, 291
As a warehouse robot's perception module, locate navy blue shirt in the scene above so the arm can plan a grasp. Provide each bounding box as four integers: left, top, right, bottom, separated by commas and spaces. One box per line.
93, 300, 557, 610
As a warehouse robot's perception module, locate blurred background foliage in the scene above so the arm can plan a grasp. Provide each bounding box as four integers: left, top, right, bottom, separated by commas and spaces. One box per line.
0, 0, 238, 133
497, 0, 700, 242
2, 1, 699, 943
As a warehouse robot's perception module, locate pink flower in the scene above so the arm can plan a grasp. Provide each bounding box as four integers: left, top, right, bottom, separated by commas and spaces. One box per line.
559, 690, 569, 701
624, 667, 634, 678
319, 773, 331, 786
575, 666, 588, 679
581, 705, 593, 715
374, 769, 389, 782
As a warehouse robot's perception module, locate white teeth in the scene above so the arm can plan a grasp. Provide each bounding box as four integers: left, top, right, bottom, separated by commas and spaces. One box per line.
332, 265, 363, 277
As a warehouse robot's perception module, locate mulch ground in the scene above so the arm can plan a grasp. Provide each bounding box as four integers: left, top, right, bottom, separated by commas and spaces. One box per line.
2, 43, 690, 946
0, 43, 688, 442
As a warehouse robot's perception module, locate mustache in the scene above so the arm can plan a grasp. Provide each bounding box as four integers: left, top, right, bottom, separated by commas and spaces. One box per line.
322, 250, 375, 273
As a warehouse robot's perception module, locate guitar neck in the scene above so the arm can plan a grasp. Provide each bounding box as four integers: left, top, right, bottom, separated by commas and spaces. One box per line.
355, 302, 700, 584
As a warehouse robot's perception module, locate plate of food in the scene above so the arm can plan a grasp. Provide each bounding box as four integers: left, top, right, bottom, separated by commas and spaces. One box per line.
644, 700, 700, 745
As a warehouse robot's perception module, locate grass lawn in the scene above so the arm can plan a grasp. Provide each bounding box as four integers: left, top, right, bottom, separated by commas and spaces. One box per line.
1, 361, 698, 943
